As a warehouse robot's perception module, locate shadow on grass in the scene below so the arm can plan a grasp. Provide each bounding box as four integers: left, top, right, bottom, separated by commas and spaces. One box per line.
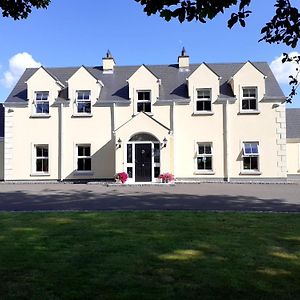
0, 212, 299, 299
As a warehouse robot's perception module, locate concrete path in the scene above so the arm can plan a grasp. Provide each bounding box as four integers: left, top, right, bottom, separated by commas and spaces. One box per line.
0, 183, 300, 212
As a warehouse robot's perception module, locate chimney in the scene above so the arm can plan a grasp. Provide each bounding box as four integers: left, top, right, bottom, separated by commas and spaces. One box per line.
178, 47, 190, 70
102, 50, 116, 74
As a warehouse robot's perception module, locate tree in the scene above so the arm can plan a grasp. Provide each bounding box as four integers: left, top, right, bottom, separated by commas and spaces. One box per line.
0, 0, 50, 20
135, 0, 300, 101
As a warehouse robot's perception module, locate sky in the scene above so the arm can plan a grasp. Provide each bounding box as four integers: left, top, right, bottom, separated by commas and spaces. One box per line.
0, 0, 299, 107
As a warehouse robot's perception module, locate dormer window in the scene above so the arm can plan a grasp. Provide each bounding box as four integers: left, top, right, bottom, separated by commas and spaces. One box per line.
196, 89, 211, 112
137, 91, 151, 113
242, 87, 257, 111
35, 91, 49, 114
76, 90, 91, 114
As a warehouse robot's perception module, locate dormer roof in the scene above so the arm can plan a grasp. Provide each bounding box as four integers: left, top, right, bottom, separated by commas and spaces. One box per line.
5, 61, 285, 104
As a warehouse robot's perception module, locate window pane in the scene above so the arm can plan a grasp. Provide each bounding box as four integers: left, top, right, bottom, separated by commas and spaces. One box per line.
197, 157, 205, 170
127, 144, 132, 163
251, 143, 259, 154
144, 92, 150, 100
77, 102, 91, 113
244, 143, 252, 155
251, 157, 258, 170
36, 159, 43, 172
249, 99, 257, 110
78, 146, 90, 157
198, 145, 205, 154
154, 167, 160, 178
154, 143, 160, 163
205, 145, 212, 154
85, 158, 91, 171
204, 101, 211, 111
242, 99, 249, 110
36, 147, 43, 157
78, 158, 91, 171
197, 89, 210, 99
127, 167, 133, 178
196, 100, 204, 111
206, 157, 212, 170
243, 157, 251, 169
43, 159, 49, 172
137, 103, 143, 112
144, 102, 151, 112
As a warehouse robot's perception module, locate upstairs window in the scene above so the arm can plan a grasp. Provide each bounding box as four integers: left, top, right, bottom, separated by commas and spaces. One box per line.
35, 92, 49, 114
196, 89, 211, 112
242, 142, 259, 171
76, 90, 91, 114
242, 88, 257, 111
35, 145, 49, 173
137, 91, 151, 113
196, 143, 213, 171
77, 144, 91, 171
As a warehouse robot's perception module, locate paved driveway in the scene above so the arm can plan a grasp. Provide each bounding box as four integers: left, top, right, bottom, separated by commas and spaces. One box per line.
0, 183, 300, 212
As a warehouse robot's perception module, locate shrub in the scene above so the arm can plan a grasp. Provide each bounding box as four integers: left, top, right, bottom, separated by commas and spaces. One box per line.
114, 172, 128, 184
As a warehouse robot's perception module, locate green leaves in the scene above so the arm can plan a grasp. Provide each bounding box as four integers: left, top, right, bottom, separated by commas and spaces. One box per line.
0, 0, 51, 20
259, 0, 300, 48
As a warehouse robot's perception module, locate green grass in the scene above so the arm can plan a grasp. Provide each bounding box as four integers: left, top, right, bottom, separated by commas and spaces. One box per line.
0, 212, 299, 300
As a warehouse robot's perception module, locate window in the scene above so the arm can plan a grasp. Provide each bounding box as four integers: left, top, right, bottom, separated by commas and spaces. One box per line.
137, 91, 151, 113
196, 89, 211, 112
76, 90, 91, 114
35, 92, 49, 114
35, 145, 49, 173
77, 145, 91, 171
196, 143, 213, 171
242, 88, 257, 111
242, 142, 259, 171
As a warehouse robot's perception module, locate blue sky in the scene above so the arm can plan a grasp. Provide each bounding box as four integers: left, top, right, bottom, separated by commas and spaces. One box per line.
0, 0, 299, 107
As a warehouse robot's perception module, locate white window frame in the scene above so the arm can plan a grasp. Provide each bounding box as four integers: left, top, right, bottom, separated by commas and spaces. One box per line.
242, 141, 260, 172
241, 87, 258, 112
76, 90, 92, 115
195, 142, 214, 173
34, 91, 50, 115
33, 144, 49, 175
195, 89, 212, 113
76, 144, 92, 173
136, 90, 151, 113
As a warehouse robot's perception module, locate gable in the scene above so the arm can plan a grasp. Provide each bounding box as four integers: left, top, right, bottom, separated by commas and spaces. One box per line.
115, 112, 170, 141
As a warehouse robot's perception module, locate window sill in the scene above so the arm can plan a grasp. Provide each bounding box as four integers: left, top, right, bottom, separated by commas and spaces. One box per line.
30, 114, 51, 119
239, 171, 262, 176
72, 114, 93, 118
194, 171, 215, 175
238, 110, 261, 115
30, 173, 51, 177
192, 111, 214, 116
74, 171, 94, 176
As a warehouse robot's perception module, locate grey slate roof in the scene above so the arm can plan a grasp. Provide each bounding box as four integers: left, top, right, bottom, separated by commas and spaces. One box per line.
5, 62, 285, 104
0, 103, 4, 138
286, 108, 300, 139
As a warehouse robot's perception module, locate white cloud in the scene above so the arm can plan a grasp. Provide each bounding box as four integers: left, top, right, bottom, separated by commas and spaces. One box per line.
270, 51, 300, 84
1, 52, 41, 88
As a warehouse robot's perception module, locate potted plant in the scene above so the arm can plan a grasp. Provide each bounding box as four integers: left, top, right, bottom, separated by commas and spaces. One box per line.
159, 173, 174, 183
114, 172, 128, 184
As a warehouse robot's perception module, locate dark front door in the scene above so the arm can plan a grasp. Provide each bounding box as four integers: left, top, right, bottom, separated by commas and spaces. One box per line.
135, 144, 152, 182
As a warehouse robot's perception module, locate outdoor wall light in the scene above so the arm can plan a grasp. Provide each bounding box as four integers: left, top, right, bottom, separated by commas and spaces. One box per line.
162, 137, 168, 148
116, 138, 122, 149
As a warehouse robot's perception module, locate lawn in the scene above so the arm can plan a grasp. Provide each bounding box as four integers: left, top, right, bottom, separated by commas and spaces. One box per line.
0, 212, 299, 300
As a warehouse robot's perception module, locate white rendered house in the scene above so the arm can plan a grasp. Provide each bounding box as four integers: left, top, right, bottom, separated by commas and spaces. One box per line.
2, 49, 287, 182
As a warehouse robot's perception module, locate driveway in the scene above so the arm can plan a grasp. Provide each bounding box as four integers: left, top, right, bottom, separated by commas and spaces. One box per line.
0, 182, 300, 212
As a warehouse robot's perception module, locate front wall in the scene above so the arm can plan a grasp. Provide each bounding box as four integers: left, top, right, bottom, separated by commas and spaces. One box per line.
287, 142, 300, 174
0, 139, 3, 180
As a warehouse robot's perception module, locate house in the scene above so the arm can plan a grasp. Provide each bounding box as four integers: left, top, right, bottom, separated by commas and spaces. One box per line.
286, 108, 300, 179
2, 49, 287, 183
0, 103, 4, 181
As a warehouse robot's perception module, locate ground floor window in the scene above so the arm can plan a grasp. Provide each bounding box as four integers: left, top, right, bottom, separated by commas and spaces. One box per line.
242, 142, 259, 171
196, 143, 213, 171
77, 144, 91, 171
35, 144, 49, 173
